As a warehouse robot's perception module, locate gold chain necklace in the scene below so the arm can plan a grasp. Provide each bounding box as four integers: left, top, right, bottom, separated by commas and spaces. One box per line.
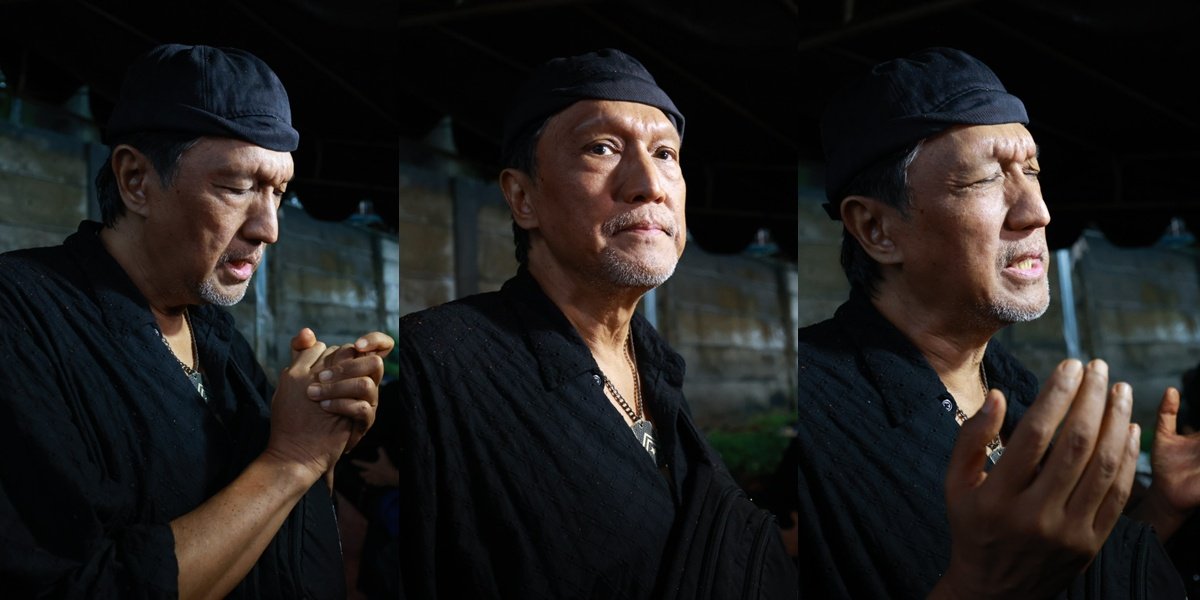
159, 309, 208, 402
953, 363, 1002, 463
599, 332, 656, 461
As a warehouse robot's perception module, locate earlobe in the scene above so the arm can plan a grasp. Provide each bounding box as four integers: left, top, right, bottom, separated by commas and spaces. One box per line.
842, 196, 902, 265
112, 145, 154, 218
499, 168, 539, 230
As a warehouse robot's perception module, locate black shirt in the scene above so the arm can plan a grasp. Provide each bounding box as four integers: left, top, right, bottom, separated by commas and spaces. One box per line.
796, 289, 1185, 599
0, 221, 344, 599
400, 268, 798, 599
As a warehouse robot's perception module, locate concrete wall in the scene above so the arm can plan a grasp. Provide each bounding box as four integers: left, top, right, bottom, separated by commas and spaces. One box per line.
0, 123, 93, 252
0, 122, 398, 381
399, 164, 800, 428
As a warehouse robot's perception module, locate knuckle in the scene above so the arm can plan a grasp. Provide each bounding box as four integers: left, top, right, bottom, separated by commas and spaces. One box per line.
1063, 428, 1094, 458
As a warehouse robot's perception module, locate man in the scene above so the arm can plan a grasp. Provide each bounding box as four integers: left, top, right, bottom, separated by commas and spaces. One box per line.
0, 44, 392, 598
796, 46, 1195, 598
398, 48, 798, 598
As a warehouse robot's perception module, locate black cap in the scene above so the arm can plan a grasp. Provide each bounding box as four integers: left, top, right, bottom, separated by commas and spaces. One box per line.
501, 48, 684, 164
103, 44, 298, 152
820, 47, 1028, 219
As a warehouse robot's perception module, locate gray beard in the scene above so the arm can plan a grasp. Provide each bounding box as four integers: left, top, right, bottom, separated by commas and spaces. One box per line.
597, 247, 677, 288
198, 278, 249, 306
986, 280, 1051, 325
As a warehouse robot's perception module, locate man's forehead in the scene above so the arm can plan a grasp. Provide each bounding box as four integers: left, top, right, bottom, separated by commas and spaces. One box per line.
183, 137, 294, 178
928, 123, 1038, 164
549, 99, 680, 138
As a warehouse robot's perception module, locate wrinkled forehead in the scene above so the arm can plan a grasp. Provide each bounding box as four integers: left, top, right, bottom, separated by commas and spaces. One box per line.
545, 99, 681, 140
922, 123, 1038, 167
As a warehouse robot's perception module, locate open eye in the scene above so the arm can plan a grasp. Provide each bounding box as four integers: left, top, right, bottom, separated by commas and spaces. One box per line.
588, 142, 616, 156
654, 146, 679, 161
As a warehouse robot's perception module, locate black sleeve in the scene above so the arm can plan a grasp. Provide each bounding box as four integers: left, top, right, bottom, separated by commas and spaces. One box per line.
0, 329, 178, 598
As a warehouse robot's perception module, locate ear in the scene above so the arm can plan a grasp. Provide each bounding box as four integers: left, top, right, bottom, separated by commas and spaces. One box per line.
499, 168, 539, 231
841, 195, 903, 266
111, 144, 156, 219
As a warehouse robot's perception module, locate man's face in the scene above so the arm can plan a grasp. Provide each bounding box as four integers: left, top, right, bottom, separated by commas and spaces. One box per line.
144, 137, 292, 306
523, 99, 686, 289
895, 123, 1050, 326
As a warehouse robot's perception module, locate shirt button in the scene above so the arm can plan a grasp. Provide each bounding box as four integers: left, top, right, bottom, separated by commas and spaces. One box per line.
592, 374, 602, 386
941, 398, 953, 412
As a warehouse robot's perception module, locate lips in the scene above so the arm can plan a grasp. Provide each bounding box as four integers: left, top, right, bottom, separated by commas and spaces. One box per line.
220, 251, 261, 282
1003, 251, 1047, 279
604, 211, 677, 237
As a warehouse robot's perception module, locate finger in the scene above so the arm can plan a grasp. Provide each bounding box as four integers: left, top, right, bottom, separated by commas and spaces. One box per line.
317, 398, 377, 424
992, 359, 1084, 487
1157, 387, 1181, 440
946, 390, 1006, 499
316, 355, 385, 387
353, 331, 395, 357
290, 328, 317, 362
1031, 359, 1112, 505
288, 341, 328, 373
308, 376, 378, 403
1065, 382, 1133, 516
1092, 423, 1140, 536
321, 344, 363, 372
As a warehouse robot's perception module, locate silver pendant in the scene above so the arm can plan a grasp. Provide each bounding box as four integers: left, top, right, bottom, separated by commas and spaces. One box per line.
187, 370, 208, 402
631, 419, 656, 460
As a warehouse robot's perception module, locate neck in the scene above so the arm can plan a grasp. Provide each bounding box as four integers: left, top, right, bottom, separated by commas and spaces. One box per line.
527, 261, 646, 360
872, 285, 994, 414
100, 221, 191, 325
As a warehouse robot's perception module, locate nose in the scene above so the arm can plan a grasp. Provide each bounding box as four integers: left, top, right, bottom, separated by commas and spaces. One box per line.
243, 191, 280, 245
1006, 174, 1051, 231
618, 148, 667, 205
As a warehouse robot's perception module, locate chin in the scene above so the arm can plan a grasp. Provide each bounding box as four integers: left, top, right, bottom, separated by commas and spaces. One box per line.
198, 278, 250, 307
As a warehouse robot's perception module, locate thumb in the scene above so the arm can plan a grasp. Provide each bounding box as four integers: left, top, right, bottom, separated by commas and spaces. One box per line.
291, 328, 317, 361
1157, 387, 1181, 439
945, 389, 1007, 499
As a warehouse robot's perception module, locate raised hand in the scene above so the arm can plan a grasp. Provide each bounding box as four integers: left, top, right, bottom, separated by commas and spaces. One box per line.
1129, 386, 1200, 541
931, 359, 1140, 599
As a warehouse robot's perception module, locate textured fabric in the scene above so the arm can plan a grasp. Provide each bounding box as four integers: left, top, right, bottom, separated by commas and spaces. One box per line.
0, 221, 343, 599
400, 267, 797, 599
796, 289, 1186, 599
103, 44, 298, 152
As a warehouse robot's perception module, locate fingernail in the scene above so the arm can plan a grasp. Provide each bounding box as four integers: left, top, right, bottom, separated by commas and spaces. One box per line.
307, 384, 321, 399
319, 370, 333, 382
1063, 359, 1082, 376
1088, 359, 1108, 376
356, 339, 368, 349
320, 400, 331, 409
1130, 424, 1141, 449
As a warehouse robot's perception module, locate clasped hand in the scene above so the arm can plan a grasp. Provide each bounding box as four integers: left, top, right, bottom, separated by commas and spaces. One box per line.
265, 328, 394, 487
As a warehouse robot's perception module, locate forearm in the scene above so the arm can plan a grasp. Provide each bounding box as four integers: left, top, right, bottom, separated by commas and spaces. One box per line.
170, 452, 317, 600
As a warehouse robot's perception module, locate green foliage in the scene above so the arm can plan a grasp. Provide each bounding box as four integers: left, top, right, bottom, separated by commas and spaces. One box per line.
705, 409, 795, 485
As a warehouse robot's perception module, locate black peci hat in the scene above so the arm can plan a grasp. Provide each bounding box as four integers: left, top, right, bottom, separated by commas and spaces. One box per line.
103, 44, 298, 152
501, 48, 684, 166
820, 47, 1027, 219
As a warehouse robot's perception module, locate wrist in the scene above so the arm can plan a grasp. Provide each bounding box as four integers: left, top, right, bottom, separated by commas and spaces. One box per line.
257, 446, 327, 490
1131, 483, 1193, 541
